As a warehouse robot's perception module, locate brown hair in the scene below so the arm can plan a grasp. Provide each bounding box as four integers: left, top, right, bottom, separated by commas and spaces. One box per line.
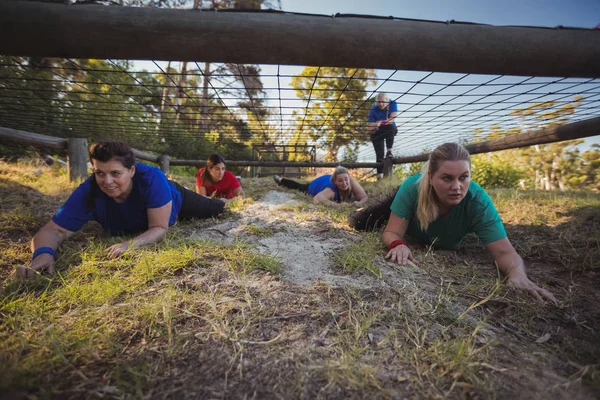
416, 143, 471, 231
202, 154, 226, 185
89, 141, 135, 169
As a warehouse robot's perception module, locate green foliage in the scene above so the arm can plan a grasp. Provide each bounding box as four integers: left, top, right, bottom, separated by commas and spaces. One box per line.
471, 154, 524, 189
472, 96, 598, 191
291, 67, 377, 161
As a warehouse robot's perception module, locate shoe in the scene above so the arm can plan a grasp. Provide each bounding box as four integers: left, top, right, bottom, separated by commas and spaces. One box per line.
273, 175, 282, 185
385, 150, 393, 158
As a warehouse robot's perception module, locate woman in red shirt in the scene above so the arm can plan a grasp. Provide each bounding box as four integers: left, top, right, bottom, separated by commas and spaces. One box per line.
196, 154, 244, 200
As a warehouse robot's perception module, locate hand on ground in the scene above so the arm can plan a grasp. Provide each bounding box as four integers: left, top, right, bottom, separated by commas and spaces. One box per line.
106, 241, 132, 259
385, 244, 418, 266
507, 271, 558, 305
14, 253, 55, 279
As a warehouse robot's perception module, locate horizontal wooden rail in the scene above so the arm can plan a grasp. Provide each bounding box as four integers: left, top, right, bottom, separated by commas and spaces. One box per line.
1, 2, 599, 77
393, 117, 600, 164
0, 126, 67, 151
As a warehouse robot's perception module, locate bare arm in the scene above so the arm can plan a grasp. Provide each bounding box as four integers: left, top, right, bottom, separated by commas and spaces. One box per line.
105, 201, 172, 258
367, 121, 380, 133
384, 111, 398, 125
196, 185, 207, 196
349, 176, 368, 207
382, 212, 416, 266
233, 186, 245, 198
16, 220, 74, 278
313, 188, 346, 207
486, 238, 557, 304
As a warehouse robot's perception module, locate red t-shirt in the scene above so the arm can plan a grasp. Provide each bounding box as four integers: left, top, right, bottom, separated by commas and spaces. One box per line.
196, 169, 241, 199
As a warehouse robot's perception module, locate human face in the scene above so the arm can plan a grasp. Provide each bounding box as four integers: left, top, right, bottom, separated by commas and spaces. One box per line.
429, 160, 471, 208
333, 173, 351, 192
92, 158, 135, 203
209, 162, 226, 182
376, 96, 388, 110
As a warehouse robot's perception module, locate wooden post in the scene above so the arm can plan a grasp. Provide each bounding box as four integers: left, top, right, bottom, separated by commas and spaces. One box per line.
67, 138, 88, 182
159, 154, 170, 175
382, 157, 393, 178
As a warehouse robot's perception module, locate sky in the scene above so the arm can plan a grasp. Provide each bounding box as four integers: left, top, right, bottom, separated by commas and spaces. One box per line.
278, 0, 600, 156
135, 0, 600, 158
279, 0, 600, 29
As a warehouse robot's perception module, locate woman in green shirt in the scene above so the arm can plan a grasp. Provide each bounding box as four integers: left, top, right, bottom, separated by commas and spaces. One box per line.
368, 143, 556, 303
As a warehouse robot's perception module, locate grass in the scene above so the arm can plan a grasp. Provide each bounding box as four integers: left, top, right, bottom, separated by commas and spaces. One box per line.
331, 232, 383, 278
1, 159, 599, 399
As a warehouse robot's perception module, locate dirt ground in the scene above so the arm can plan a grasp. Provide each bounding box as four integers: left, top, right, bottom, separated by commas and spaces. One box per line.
1, 167, 599, 399
157, 188, 600, 400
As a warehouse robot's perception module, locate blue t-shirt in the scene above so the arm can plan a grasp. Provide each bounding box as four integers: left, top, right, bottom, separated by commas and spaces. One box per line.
307, 175, 340, 202
52, 163, 182, 235
390, 174, 507, 249
368, 100, 398, 127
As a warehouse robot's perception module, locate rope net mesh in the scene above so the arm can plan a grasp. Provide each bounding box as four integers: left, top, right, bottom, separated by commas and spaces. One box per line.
0, 56, 598, 162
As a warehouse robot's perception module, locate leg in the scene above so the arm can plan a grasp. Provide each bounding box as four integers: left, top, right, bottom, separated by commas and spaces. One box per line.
385, 130, 395, 157
279, 178, 309, 193
348, 187, 399, 231
170, 181, 225, 220
371, 134, 385, 175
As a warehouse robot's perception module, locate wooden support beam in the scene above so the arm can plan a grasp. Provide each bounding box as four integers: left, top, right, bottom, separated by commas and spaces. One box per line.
0, 126, 67, 151
67, 137, 88, 181
158, 154, 171, 175
0, 2, 599, 77
132, 148, 160, 163
393, 117, 600, 164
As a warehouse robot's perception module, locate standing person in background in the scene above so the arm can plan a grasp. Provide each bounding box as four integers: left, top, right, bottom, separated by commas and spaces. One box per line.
367, 93, 399, 180
196, 154, 244, 200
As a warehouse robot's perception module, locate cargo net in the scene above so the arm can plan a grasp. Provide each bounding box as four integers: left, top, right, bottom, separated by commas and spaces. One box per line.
0, 56, 598, 161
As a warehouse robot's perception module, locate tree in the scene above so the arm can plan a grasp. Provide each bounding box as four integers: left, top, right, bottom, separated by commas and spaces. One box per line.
471, 96, 596, 190
291, 67, 376, 161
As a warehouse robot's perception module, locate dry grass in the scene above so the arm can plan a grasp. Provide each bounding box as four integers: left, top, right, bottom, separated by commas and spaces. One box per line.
1, 161, 599, 399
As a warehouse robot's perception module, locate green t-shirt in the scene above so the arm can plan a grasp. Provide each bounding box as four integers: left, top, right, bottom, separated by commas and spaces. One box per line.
390, 174, 507, 249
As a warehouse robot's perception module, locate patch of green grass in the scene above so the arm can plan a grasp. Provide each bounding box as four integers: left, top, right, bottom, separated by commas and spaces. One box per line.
331, 233, 382, 278
245, 224, 274, 237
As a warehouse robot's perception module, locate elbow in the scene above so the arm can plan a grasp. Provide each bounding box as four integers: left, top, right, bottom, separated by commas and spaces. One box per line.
152, 226, 169, 242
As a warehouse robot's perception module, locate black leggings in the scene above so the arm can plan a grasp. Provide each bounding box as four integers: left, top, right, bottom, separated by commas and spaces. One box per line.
279, 178, 309, 194
169, 181, 225, 220
371, 126, 397, 174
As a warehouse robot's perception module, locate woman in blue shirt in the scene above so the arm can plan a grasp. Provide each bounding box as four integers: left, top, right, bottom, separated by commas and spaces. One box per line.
273, 166, 368, 207
351, 143, 557, 303
16, 141, 225, 278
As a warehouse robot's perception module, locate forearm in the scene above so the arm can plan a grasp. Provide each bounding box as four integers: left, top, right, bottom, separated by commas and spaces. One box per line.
382, 230, 404, 247
367, 122, 378, 133
494, 251, 527, 277
128, 226, 168, 249
354, 196, 368, 206
31, 224, 67, 252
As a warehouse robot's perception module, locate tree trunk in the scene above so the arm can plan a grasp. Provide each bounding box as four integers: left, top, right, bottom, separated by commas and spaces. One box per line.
174, 61, 187, 122
201, 61, 211, 131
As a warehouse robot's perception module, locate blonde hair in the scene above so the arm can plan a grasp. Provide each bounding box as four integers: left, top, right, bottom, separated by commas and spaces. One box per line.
331, 165, 349, 183
416, 143, 471, 231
